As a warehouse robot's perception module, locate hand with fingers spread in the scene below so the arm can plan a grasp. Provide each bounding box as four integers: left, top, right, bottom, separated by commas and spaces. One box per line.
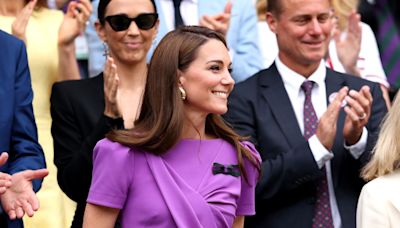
316, 86, 349, 151
0, 169, 49, 219
334, 10, 362, 76
199, 0, 232, 37
343, 86, 373, 145
103, 57, 121, 118
58, 0, 93, 47
11, 0, 37, 42
0, 152, 12, 195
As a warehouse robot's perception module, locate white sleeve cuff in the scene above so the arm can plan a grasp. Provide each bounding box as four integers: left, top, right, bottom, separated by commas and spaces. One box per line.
309, 135, 334, 169
344, 127, 368, 159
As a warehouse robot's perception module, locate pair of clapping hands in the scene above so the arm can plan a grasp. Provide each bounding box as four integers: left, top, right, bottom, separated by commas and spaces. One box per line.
12, 0, 92, 45
316, 86, 372, 150
0, 153, 48, 220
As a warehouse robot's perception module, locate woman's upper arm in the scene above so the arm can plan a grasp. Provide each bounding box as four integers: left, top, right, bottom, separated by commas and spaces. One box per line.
232, 216, 244, 228
83, 203, 120, 228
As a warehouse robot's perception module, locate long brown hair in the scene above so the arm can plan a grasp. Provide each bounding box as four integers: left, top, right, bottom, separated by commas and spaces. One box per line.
107, 26, 260, 179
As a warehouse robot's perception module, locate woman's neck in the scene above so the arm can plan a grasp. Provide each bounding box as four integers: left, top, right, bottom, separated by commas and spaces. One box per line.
116, 60, 148, 91
0, 1, 25, 16
181, 111, 208, 140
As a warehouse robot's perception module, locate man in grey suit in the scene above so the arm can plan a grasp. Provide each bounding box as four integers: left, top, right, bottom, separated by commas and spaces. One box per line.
225, 0, 387, 227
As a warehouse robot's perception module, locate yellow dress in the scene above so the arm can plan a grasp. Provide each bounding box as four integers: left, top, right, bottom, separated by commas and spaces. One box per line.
0, 8, 76, 228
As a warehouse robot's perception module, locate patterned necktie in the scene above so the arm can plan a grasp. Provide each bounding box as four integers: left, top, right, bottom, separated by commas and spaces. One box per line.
172, 0, 184, 28
301, 81, 334, 228
375, 0, 400, 87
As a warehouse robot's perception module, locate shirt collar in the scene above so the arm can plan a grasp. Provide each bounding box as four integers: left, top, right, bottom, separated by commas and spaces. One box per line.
275, 57, 327, 92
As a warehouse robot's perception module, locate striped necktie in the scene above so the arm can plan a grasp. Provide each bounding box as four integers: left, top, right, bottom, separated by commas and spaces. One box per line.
376, 0, 400, 88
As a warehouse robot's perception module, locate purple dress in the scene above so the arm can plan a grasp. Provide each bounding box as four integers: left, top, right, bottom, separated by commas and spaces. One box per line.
87, 138, 260, 227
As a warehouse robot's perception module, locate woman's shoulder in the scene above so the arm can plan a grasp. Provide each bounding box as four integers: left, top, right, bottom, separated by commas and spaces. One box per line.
93, 138, 137, 163
361, 171, 400, 200
51, 75, 103, 101
240, 141, 261, 164
215, 140, 261, 162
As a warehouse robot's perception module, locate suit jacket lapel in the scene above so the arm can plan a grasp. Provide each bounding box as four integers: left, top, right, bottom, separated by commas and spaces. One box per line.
259, 64, 305, 148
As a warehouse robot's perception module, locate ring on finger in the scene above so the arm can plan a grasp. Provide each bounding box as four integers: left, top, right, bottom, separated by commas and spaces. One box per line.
358, 112, 366, 120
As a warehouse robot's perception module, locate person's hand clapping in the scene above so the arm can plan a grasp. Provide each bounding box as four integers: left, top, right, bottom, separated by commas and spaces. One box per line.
334, 10, 362, 76
0, 152, 12, 195
11, 0, 37, 42
0, 168, 48, 219
103, 57, 121, 119
58, 0, 93, 46
316, 86, 349, 150
343, 86, 372, 145
199, 0, 232, 37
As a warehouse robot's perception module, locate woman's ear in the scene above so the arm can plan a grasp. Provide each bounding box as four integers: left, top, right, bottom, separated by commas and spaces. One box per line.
95, 20, 107, 42
177, 70, 185, 85
152, 19, 160, 41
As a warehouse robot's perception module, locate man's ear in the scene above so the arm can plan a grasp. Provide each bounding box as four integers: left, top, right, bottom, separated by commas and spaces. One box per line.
266, 12, 278, 34
95, 20, 107, 42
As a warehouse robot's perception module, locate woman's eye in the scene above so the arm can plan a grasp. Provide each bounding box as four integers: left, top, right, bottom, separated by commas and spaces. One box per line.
228, 68, 233, 74
210, 65, 221, 71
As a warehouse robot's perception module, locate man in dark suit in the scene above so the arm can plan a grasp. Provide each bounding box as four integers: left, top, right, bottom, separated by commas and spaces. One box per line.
225, 0, 387, 227
0, 30, 49, 228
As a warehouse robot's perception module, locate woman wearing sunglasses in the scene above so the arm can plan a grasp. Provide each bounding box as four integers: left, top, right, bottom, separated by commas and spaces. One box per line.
83, 25, 261, 228
50, 0, 159, 227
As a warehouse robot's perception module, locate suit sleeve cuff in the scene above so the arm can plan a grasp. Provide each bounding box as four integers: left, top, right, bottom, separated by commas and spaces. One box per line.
344, 127, 368, 159
309, 135, 334, 169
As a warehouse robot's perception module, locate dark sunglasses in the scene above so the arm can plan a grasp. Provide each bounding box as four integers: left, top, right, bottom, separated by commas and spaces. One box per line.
105, 13, 158, 31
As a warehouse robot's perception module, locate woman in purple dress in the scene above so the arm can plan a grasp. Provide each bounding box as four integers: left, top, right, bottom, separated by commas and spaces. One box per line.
83, 26, 261, 228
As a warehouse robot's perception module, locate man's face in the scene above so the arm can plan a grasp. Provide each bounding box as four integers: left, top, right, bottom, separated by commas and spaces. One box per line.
267, 0, 333, 70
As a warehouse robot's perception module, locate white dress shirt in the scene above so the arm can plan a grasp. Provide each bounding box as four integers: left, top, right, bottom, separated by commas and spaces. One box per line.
160, 0, 199, 31
275, 57, 368, 228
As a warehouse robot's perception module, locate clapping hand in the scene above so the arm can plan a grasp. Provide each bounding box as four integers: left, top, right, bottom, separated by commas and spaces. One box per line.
200, 0, 232, 37
316, 87, 349, 150
334, 10, 362, 76
11, 0, 37, 42
0, 165, 48, 219
343, 86, 372, 145
0, 152, 12, 194
58, 0, 93, 46
103, 57, 121, 119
